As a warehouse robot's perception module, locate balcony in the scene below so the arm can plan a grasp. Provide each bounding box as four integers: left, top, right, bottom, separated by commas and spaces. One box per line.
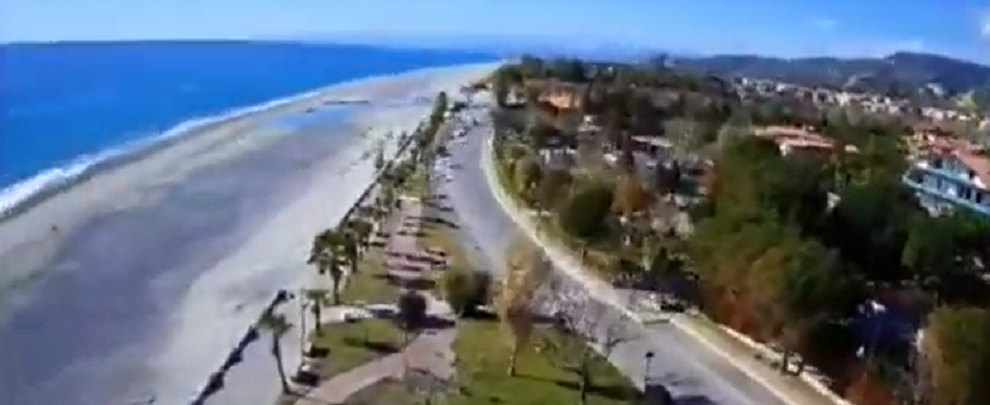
912, 161, 985, 189
902, 175, 990, 217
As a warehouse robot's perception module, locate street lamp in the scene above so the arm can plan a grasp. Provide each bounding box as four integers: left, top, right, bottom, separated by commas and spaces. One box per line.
644, 351, 655, 387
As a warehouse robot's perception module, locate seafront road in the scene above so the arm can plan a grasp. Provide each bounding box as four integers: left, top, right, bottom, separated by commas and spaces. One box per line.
434, 103, 807, 405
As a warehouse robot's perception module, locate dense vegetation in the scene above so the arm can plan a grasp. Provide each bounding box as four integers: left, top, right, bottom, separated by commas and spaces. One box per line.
671, 51, 990, 109
489, 56, 990, 405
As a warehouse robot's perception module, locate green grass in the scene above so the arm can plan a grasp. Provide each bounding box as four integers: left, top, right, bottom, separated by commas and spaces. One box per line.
341, 379, 410, 405
420, 218, 470, 271
309, 318, 404, 377
399, 166, 431, 200
340, 247, 402, 304
447, 319, 638, 405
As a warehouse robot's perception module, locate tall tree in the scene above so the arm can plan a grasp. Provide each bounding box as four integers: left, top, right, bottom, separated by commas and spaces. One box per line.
497, 235, 553, 376
922, 306, 990, 405
304, 289, 331, 336
397, 291, 429, 344
558, 182, 615, 242
256, 310, 292, 394
513, 155, 543, 198
309, 229, 346, 304
348, 218, 374, 253
612, 173, 650, 223
543, 297, 632, 405
535, 168, 573, 211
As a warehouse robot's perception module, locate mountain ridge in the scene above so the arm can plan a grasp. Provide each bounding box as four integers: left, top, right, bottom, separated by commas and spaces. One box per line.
667, 51, 990, 109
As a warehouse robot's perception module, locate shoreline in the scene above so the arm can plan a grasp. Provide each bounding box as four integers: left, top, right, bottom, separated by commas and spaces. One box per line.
0, 62, 498, 405
185, 105, 420, 405
0, 61, 497, 224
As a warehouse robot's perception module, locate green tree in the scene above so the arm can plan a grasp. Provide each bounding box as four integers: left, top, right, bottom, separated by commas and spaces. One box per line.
442, 266, 492, 317
341, 230, 360, 274
612, 173, 650, 222
397, 291, 429, 343
922, 306, 990, 405
535, 168, 573, 211
256, 310, 292, 394
549, 57, 586, 82
348, 218, 374, 253
524, 122, 560, 150
558, 182, 614, 242
517, 55, 545, 79
747, 235, 858, 374
513, 155, 543, 198
304, 289, 331, 336
309, 229, 346, 304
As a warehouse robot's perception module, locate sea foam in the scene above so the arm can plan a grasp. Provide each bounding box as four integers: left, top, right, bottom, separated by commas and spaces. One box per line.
0, 87, 328, 221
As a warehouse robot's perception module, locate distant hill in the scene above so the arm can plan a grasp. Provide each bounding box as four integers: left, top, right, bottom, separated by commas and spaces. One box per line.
668, 52, 990, 110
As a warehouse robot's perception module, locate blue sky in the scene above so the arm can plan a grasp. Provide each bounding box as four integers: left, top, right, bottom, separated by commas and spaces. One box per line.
2, 0, 989, 61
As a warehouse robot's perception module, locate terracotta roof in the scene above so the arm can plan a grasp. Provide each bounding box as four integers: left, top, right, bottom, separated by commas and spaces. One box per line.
754, 126, 858, 153
952, 149, 990, 190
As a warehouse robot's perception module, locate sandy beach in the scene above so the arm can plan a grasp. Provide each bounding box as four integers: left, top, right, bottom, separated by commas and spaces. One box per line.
0, 62, 496, 405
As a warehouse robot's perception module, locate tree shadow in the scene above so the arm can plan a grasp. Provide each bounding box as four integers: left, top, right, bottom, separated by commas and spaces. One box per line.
674, 394, 719, 405
517, 373, 636, 402
464, 308, 499, 322
342, 336, 400, 354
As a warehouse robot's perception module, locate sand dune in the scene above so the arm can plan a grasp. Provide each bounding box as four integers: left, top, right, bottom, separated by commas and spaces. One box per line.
0, 62, 497, 405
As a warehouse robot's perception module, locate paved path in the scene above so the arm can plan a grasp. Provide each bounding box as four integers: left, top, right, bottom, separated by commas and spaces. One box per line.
291, 299, 455, 405
292, 198, 456, 405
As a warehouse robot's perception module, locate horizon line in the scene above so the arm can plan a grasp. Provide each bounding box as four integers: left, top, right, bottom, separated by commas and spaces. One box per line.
0, 37, 983, 65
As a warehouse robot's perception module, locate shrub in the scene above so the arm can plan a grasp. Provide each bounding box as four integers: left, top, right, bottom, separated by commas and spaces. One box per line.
558, 182, 614, 241
443, 267, 493, 317
396, 291, 428, 333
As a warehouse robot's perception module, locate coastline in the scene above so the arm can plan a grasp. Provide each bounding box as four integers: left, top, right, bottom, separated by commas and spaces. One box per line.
0, 62, 495, 223
0, 62, 498, 405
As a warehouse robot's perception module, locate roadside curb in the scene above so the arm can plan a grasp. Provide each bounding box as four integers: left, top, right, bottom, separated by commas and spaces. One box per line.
479, 133, 848, 405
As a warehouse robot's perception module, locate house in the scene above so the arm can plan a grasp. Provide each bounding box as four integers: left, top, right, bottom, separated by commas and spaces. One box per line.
754, 126, 858, 157
902, 142, 990, 217
539, 147, 576, 171
630, 136, 675, 161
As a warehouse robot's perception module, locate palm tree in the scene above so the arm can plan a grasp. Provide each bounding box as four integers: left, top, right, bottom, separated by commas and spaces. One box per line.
309, 229, 346, 304
304, 289, 332, 336
348, 219, 373, 253
341, 230, 360, 274
256, 310, 292, 394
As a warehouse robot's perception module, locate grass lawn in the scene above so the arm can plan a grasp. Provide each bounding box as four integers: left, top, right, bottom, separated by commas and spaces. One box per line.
340, 379, 410, 405
340, 247, 402, 304
397, 164, 431, 200
419, 217, 470, 272
446, 319, 638, 405
309, 318, 404, 377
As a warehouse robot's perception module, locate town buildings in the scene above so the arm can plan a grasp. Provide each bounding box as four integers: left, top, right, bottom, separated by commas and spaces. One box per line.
903, 135, 990, 216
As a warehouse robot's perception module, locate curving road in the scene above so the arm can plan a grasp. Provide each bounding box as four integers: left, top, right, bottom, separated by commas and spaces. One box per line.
433, 104, 789, 405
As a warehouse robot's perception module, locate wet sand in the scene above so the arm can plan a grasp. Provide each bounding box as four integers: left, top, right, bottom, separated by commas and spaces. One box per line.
0, 62, 497, 405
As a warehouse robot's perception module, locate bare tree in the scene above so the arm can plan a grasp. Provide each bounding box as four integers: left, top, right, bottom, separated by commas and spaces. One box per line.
663, 118, 700, 162
497, 233, 553, 376
541, 288, 635, 405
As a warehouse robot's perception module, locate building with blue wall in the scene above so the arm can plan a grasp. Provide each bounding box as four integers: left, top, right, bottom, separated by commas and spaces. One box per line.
903, 149, 990, 217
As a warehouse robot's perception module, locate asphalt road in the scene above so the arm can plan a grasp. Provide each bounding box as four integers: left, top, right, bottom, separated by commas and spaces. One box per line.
432, 106, 789, 405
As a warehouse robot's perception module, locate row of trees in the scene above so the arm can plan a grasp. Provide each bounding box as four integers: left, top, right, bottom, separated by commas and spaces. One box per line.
250, 91, 453, 396
494, 55, 990, 404
442, 233, 634, 405
691, 133, 990, 404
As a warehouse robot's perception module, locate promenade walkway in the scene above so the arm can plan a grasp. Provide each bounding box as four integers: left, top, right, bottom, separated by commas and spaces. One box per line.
292, 197, 456, 405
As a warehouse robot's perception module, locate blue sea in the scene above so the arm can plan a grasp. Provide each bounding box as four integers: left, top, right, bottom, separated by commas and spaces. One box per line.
0, 40, 493, 214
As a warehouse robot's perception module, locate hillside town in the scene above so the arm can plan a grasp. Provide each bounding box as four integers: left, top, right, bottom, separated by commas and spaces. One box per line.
483, 56, 990, 405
